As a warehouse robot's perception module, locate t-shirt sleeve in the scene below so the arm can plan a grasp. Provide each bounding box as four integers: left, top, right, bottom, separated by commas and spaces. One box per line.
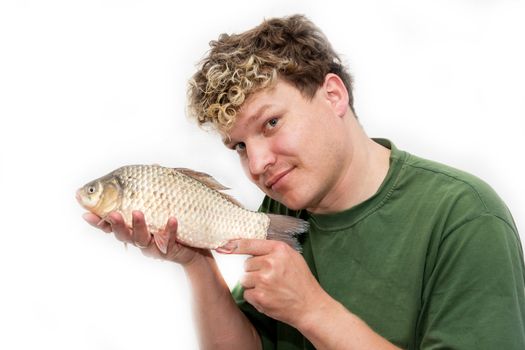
418, 214, 525, 349
231, 283, 277, 350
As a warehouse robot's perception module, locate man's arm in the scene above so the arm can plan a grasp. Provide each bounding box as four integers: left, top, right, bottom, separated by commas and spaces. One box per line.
417, 214, 525, 349
219, 239, 401, 350
83, 211, 261, 350
183, 251, 262, 350
296, 293, 401, 350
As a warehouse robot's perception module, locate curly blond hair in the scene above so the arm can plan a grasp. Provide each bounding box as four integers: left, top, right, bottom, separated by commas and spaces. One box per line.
187, 15, 354, 132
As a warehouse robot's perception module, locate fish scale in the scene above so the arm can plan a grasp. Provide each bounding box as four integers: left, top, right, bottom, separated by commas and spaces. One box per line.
77, 164, 308, 253
113, 165, 268, 248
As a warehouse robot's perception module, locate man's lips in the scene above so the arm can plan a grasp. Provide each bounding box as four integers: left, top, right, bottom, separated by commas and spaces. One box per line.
265, 168, 294, 189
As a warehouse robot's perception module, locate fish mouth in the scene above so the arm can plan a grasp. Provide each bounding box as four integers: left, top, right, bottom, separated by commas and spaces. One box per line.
75, 188, 87, 207
75, 189, 82, 203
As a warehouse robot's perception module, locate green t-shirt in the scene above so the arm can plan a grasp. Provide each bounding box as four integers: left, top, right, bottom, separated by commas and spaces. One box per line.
231, 139, 525, 349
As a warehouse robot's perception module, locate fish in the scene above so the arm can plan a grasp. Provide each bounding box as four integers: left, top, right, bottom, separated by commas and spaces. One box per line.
76, 164, 308, 253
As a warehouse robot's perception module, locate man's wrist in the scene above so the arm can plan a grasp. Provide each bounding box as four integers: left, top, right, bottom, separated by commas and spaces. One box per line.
182, 251, 213, 275
294, 288, 340, 335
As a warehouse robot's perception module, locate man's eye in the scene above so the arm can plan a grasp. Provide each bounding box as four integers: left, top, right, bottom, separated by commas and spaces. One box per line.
267, 118, 278, 128
234, 142, 246, 153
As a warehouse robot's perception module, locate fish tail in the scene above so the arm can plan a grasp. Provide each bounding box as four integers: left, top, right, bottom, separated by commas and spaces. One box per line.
266, 214, 309, 251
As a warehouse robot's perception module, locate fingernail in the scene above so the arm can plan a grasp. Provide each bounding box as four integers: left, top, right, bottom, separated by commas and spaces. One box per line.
217, 241, 237, 254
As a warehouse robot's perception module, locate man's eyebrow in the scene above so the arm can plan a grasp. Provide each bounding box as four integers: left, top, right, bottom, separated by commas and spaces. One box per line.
246, 103, 273, 124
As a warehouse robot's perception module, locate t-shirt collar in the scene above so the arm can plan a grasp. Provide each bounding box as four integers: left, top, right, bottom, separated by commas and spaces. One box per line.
306, 138, 406, 231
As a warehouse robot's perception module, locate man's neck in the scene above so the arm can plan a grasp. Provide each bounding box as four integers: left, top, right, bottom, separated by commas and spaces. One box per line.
308, 123, 391, 214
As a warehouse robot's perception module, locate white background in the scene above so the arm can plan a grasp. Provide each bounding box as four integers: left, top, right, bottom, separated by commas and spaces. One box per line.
1, 0, 524, 349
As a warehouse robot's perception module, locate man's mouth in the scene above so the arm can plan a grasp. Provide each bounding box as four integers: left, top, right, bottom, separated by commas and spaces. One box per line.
265, 168, 294, 190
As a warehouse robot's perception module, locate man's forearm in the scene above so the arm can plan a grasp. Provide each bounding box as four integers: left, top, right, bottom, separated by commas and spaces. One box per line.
184, 253, 261, 350
295, 290, 401, 350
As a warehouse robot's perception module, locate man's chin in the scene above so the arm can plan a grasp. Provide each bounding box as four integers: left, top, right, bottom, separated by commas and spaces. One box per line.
266, 192, 307, 211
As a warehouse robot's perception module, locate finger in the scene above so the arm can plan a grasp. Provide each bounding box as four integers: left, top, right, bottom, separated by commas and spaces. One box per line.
138, 218, 178, 259
140, 241, 162, 259
165, 217, 179, 252
107, 212, 133, 244
244, 255, 268, 272
131, 211, 152, 248
218, 239, 276, 256
243, 289, 264, 314
82, 212, 112, 233
240, 272, 258, 289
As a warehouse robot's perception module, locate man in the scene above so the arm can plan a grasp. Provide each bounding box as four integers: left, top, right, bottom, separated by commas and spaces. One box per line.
83, 15, 525, 349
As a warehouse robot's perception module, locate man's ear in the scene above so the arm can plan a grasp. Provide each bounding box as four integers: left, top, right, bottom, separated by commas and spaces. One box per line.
323, 73, 349, 117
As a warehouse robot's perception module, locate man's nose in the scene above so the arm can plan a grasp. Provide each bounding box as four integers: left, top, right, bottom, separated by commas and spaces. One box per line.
246, 140, 275, 178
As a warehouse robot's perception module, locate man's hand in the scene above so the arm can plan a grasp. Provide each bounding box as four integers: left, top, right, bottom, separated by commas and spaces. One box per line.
82, 211, 209, 266
218, 239, 402, 350
218, 239, 327, 328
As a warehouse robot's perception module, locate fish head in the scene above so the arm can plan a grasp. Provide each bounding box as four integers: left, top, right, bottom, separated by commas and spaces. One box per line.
76, 180, 103, 209
76, 176, 122, 217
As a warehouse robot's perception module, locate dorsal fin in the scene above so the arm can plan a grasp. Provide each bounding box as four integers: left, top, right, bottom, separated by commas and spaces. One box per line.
173, 167, 244, 208
174, 168, 229, 190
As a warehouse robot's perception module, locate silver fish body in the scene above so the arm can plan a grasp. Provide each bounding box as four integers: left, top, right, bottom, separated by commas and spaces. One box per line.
77, 165, 307, 252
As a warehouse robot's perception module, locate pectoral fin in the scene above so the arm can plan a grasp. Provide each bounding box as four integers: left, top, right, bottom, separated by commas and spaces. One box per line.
153, 229, 170, 254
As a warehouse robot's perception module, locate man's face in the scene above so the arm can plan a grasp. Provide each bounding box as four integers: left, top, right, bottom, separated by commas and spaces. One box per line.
225, 78, 352, 211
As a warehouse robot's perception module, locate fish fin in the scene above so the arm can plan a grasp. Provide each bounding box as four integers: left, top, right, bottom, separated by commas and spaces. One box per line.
173, 168, 229, 190
97, 218, 108, 226
153, 229, 170, 254
266, 214, 309, 252
174, 168, 244, 208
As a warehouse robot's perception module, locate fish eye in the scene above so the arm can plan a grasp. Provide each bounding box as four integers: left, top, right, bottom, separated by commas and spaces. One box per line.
87, 185, 96, 194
